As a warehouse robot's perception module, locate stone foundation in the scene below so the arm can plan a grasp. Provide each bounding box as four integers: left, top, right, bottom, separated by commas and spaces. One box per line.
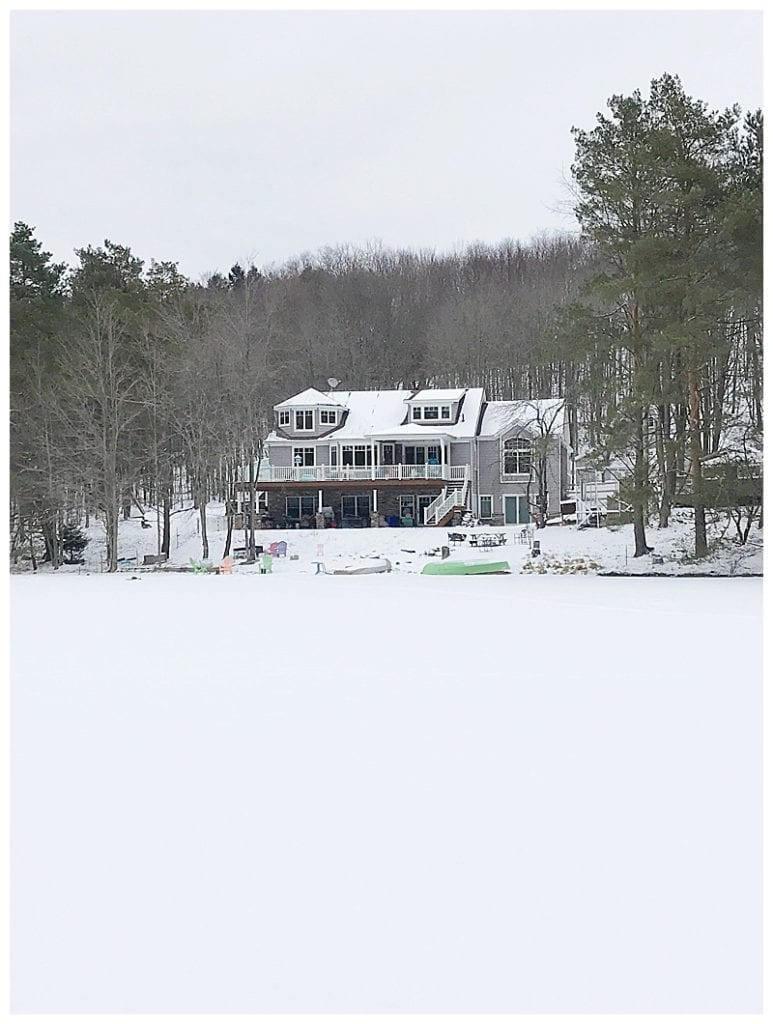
264, 485, 446, 527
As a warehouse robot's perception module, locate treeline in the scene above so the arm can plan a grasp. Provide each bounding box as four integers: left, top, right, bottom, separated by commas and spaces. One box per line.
9, 74, 762, 569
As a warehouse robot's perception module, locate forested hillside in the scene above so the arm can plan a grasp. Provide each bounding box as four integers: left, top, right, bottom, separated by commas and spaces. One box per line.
10, 74, 762, 570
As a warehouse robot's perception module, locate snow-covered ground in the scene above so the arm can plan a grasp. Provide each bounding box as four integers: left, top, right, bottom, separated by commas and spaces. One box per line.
18, 502, 763, 577
11, 569, 762, 1012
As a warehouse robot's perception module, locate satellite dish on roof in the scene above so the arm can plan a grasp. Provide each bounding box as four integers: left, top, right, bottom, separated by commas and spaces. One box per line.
327, 377, 340, 390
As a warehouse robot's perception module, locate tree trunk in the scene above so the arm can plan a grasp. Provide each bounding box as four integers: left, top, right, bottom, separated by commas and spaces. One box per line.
105, 501, 119, 572
247, 450, 258, 561
688, 362, 708, 557
632, 410, 650, 557
162, 492, 171, 557
222, 473, 236, 559
28, 519, 38, 571
199, 494, 209, 560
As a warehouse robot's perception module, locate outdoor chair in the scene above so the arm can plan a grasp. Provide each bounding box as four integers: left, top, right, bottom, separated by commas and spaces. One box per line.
260, 553, 273, 574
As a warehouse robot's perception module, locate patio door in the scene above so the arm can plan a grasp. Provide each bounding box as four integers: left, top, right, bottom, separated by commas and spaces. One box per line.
417, 495, 434, 522
504, 495, 529, 524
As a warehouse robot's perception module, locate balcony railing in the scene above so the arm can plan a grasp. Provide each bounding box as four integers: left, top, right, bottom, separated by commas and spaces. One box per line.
257, 464, 469, 483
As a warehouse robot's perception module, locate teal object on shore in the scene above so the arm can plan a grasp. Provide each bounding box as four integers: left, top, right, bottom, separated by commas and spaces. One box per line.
422, 560, 510, 576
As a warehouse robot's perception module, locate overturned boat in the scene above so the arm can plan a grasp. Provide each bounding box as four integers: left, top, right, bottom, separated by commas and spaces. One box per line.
333, 558, 392, 576
422, 560, 510, 576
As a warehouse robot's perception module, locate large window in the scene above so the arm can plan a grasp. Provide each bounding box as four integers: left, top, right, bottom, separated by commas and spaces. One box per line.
293, 447, 315, 467
278, 410, 290, 426
404, 446, 425, 465
341, 445, 372, 467
503, 438, 532, 476
341, 495, 370, 520
286, 496, 316, 520
424, 405, 439, 420
320, 410, 337, 425
295, 409, 314, 431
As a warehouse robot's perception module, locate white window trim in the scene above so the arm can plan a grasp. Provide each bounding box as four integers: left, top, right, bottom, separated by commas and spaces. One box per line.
501, 437, 532, 479
293, 446, 316, 467
502, 494, 530, 525
479, 494, 493, 518
320, 409, 337, 425
278, 410, 290, 426
441, 406, 451, 420
295, 408, 315, 432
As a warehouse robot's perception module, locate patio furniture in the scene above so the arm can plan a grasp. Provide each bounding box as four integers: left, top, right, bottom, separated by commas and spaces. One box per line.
447, 532, 466, 546
260, 553, 273, 574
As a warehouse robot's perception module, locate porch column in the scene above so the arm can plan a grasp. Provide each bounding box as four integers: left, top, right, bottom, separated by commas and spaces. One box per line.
371, 441, 376, 479
372, 488, 378, 512
318, 489, 323, 512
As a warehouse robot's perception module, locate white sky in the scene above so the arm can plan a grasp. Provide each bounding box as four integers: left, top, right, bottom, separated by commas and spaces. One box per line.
10, 9, 763, 280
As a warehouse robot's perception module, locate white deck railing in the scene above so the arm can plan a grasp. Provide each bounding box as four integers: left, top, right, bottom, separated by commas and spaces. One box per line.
423, 466, 471, 525
257, 463, 469, 483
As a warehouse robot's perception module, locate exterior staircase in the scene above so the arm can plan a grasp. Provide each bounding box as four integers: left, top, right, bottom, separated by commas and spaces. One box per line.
423, 469, 470, 526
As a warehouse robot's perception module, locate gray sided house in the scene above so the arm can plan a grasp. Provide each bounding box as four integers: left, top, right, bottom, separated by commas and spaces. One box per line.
258, 386, 571, 527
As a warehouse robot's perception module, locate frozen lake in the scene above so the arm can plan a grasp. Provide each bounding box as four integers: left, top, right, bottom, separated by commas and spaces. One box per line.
11, 573, 763, 1012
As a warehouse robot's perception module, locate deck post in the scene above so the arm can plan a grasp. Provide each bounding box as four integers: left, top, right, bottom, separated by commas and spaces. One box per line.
318, 489, 323, 512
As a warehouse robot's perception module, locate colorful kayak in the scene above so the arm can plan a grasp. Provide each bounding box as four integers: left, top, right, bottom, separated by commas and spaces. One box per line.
422, 560, 510, 576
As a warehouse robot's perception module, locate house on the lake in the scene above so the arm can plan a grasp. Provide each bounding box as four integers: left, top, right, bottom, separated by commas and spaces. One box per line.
256, 386, 572, 527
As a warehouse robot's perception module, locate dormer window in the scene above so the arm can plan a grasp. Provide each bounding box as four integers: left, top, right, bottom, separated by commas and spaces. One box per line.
411, 402, 453, 422
320, 410, 337, 425
278, 410, 290, 427
295, 410, 314, 431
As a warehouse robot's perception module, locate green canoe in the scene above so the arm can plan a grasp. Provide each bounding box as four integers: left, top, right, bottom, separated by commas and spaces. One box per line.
422, 560, 510, 576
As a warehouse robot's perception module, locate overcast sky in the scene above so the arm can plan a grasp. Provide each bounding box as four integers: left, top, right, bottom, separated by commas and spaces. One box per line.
10, 10, 762, 281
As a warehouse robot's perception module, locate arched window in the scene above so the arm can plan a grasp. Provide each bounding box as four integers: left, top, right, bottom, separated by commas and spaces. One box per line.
503, 437, 531, 475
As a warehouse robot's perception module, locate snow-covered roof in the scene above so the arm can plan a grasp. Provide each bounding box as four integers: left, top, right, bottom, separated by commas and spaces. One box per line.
325, 389, 413, 437
276, 387, 346, 408
479, 399, 565, 438
267, 388, 560, 443
410, 388, 466, 404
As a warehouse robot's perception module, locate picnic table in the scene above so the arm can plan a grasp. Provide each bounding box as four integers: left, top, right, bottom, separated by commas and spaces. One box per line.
469, 532, 507, 549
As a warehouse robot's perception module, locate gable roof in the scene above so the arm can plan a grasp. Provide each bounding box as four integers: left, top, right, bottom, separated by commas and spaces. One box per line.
276, 387, 346, 408
479, 399, 565, 438
410, 388, 467, 404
